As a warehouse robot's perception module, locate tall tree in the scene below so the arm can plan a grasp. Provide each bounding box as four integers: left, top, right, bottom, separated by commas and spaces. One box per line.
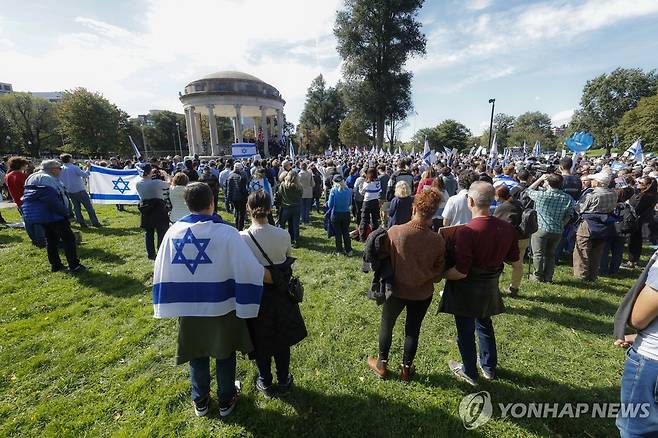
571, 67, 658, 147
57, 88, 127, 155
412, 119, 472, 152
143, 111, 187, 154
335, 0, 426, 148
508, 111, 556, 149
339, 112, 371, 148
0, 93, 58, 156
616, 93, 658, 151
480, 113, 515, 148
298, 75, 346, 152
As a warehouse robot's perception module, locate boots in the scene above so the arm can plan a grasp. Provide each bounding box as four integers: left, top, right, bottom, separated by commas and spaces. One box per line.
400, 364, 416, 383
367, 356, 387, 378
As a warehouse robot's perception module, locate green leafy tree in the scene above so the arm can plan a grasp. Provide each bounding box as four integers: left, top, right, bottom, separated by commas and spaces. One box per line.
143, 111, 187, 155
335, 0, 426, 148
298, 75, 347, 152
509, 111, 556, 149
571, 67, 658, 148
0, 111, 17, 153
412, 120, 472, 152
57, 88, 127, 155
339, 112, 371, 148
480, 113, 515, 148
0, 92, 58, 157
616, 93, 658, 151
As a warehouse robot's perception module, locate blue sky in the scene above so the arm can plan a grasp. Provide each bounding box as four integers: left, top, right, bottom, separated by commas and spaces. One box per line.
1, 0, 657, 141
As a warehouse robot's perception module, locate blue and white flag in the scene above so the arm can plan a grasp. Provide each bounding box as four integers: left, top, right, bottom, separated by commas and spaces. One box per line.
489, 133, 498, 160
422, 136, 431, 166
532, 140, 541, 157
88, 165, 140, 204
128, 135, 142, 160
626, 139, 644, 163
232, 143, 257, 159
289, 140, 295, 159
523, 141, 527, 156
152, 215, 264, 319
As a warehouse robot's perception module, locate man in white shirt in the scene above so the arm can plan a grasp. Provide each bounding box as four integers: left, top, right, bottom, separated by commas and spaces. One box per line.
442, 170, 478, 226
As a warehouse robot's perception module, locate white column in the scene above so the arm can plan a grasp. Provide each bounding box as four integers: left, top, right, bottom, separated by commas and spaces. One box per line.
276, 108, 284, 139
234, 104, 243, 143
188, 106, 198, 156
194, 112, 203, 155
207, 104, 219, 156
184, 108, 193, 156
260, 106, 269, 157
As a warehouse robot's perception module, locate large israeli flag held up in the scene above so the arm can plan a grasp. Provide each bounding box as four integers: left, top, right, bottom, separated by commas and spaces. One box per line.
88, 165, 140, 204
232, 143, 257, 158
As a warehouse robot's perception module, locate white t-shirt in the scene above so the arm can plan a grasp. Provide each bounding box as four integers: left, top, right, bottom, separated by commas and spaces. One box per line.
240, 223, 291, 266
635, 257, 658, 360
442, 189, 471, 226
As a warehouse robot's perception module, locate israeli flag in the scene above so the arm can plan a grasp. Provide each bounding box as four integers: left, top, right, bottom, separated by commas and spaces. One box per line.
289, 140, 295, 159
128, 135, 142, 160
626, 139, 644, 163
422, 137, 431, 166
152, 215, 264, 318
489, 133, 498, 159
232, 143, 257, 159
532, 141, 541, 157
88, 165, 140, 204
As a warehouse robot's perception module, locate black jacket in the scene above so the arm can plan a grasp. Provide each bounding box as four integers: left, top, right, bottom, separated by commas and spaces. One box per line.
227, 171, 248, 203
138, 198, 169, 229
614, 250, 658, 339
363, 227, 394, 305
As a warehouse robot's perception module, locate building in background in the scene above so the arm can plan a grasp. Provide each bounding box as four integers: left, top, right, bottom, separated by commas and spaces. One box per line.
0, 82, 62, 102
0, 82, 13, 94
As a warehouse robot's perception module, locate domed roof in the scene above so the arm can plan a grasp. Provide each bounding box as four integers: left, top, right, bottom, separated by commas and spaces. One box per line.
200, 71, 264, 83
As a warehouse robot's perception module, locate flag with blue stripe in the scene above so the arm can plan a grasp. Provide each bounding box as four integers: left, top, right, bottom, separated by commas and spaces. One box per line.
232, 143, 257, 158
152, 214, 264, 319
422, 137, 431, 166
88, 165, 140, 204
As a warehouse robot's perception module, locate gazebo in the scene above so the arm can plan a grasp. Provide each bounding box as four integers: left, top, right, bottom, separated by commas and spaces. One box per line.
179, 71, 286, 157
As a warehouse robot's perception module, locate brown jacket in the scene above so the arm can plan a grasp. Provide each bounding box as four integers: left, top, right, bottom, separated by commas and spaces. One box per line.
386, 221, 445, 300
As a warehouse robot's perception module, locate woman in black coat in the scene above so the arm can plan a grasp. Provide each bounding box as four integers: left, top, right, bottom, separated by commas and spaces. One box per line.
240, 191, 307, 398
627, 177, 658, 268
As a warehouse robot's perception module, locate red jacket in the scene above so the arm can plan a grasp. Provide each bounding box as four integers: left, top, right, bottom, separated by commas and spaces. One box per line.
5, 171, 28, 207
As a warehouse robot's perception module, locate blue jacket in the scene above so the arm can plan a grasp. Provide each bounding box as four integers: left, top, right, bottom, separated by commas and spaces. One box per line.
328, 187, 352, 213
21, 185, 70, 224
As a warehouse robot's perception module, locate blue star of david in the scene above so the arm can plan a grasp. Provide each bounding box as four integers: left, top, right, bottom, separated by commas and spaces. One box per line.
112, 177, 130, 194
171, 228, 212, 274
241, 147, 248, 154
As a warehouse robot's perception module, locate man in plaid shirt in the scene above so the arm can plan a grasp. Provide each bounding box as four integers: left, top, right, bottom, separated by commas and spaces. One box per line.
526, 173, 573, 283
573, 170, 618, 281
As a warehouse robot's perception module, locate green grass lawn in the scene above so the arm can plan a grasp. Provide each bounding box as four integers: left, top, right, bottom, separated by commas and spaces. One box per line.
0, 204, 636, 437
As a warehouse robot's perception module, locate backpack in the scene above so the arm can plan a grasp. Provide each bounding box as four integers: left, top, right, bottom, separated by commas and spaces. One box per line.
613, 203, 638, 235
519, 208, 538, 239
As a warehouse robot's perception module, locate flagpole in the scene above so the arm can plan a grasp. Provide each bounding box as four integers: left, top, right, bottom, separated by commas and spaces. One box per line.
487, 98, 496, 150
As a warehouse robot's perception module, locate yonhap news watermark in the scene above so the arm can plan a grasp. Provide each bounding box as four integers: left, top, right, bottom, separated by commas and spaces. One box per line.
458, 391, 650, 430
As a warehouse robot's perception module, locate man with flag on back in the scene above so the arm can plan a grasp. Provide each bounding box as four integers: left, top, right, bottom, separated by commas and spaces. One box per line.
152, 182, 271, 417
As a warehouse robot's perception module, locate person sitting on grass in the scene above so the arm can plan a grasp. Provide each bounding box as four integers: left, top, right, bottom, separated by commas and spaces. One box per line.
368, 188, 445, 382
152, 182, 271, 418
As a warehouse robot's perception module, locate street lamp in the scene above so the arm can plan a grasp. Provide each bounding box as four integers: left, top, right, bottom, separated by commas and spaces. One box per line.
176, 122, 183, 157
487, 98, 496, 150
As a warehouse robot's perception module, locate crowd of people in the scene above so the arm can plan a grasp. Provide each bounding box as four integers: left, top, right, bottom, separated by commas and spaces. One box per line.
3, 148, 658, 434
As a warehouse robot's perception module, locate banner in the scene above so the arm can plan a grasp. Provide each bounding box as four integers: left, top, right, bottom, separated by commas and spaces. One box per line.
232, 143, 257, 158
89, 165, 140, 204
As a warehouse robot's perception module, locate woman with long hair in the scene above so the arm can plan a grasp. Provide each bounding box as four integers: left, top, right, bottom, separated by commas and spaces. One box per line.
387, 181, 413, 227
277, 170, 303, 247
368, 189, 445, 382
359, 167, 381, 241
626, 177, 658, 269
416, 168, 436, 194
169, 172, 190, 222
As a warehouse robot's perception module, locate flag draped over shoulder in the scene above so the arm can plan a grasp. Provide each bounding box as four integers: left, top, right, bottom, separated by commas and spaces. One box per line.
88, 165, 140, 204
152, 215, 264, 319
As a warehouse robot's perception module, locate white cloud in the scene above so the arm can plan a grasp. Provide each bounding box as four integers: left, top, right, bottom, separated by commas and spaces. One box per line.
465, 0, 494, 11
552, 108, 576, 126
0, 0, 343, 126
434, 66, 516, 93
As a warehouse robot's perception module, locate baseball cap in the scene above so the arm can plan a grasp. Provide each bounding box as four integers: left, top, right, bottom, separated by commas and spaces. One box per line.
333, 174, 344, 183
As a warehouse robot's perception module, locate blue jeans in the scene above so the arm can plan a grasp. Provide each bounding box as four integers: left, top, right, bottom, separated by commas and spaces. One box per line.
600, 235, 626, 275
300, 198, 313, 224
279, 206, 300, 243
555, 222, 576, 262
189, 353, 237, 405
454, 315, 497, 381
69, 190, 100, 226
254, 347, 290, 387
617, 348, 658, 437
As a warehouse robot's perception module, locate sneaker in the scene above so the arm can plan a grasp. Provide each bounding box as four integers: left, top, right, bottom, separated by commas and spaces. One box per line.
219, 381, 241, 417
277, 374, 294, 397
399, 364, 416, 383
193, 395, 210, 417
69, 264, 88, 274
508, 286, 519, 297
367, 356, 387, 379
334, 251, 343, 256
256, 378, 276, 399
345, 250, 354, 257
478, 362, 495, 381
51, 264, 66, 273
291, 241, 299, 249
448, 360, 477, 387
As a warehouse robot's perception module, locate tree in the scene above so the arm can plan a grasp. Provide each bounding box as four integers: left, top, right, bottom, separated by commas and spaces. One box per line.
572, 67, 658, 148
508, 111, 556, 149
480, 113, 515, 148
412, 119, 472, 152
143, 111, 187, 155
339, 112, 371, 148
616, 93, 658, 151
0, 92, 58, 156
57, 88, 127, 155
335, 0, 426, 148
0, 111, 16, 153
298, 75, 347, 152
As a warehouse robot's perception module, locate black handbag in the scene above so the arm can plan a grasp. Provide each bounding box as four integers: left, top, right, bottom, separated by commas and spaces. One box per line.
248, 231, 304, 303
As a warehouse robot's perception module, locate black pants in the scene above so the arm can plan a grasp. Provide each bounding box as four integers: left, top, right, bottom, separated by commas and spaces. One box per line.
352, 199, 363, 225
254, 347, 291, 386
145, 225, 168, 259
42, 220, 80, 269
233, 200, 247, 231
378, 295, 432, 366
331, 211, 352, 253
629, 225, 644, 263
360, 199, 380, 241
